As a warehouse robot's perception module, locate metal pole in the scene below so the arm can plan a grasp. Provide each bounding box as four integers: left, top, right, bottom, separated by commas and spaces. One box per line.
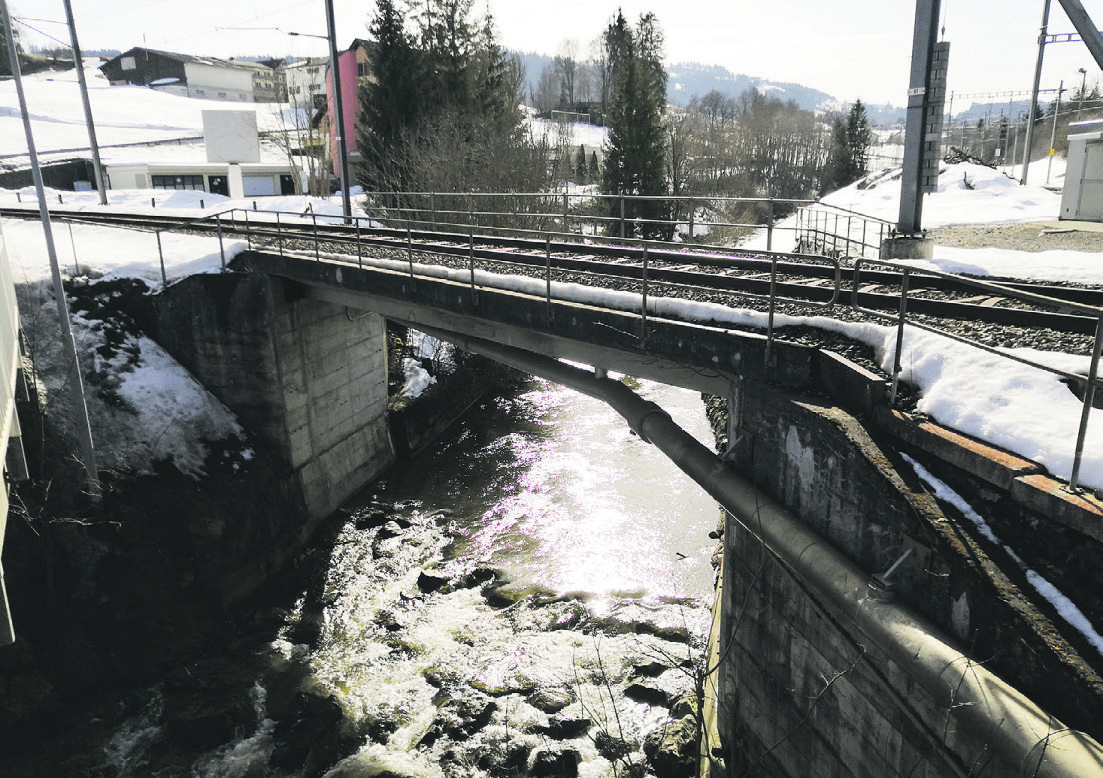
1069, 316, 1103, 491
766, 255, 777, 366
62, 0, 107, 205
1046, 80, 1064, 185
324, 0, 352, 224
217, 213, 226, 270
890, 271, 912, 405
897, 0, 942, 234
355, 217, 362, 269
766, 198, 775, 251
312, 210, 320, 261
1022, 0, 1051, 184
545, 236, 553, 324
468, 228, 476, 300
1077, 68, 1088, 120
2, 0, 98, 490
67, 221, 78, 275
155, 232, 167, 287
640, 245, 649, 345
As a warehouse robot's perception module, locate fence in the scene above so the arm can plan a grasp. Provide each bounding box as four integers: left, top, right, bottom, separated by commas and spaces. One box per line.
854, 258, 1103, 492
795, 203, 894, 259
360, 190, 816, 253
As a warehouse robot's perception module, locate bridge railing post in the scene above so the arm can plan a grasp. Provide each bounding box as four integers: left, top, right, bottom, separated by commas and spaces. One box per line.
243, 209, 252, 251
216, 213, 226, 271
639, 244, 649, 345
312, 209, 320, 262
276, 211, 283, 255
355, 216, 362, 269
889, 269, 912, 405
155, 231, 167, 287
407, 227, 414, 278
619, 196, 626, 239
1070, 316, 1103, 491
468, 227, 476, 304
545, 236, 553, 326
766, 254, 777, 367
766, 198, 775, 252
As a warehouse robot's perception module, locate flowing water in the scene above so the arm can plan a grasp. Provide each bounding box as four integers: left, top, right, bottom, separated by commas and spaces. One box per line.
102, 376, 721, 777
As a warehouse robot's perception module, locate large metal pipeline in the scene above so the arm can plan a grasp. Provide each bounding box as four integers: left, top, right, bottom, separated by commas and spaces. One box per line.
412, 325, 1103, 777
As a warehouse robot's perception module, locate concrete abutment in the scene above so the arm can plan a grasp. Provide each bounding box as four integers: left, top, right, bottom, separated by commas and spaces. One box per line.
708, 375, 1103, 776
151, 272, 394, 522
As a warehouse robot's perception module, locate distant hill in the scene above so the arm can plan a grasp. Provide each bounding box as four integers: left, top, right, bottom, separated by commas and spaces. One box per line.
514, 53, 905, 126
667, 62, 833, 111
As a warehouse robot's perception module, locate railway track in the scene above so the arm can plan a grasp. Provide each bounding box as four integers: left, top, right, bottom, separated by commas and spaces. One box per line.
3, 205, 1102, 340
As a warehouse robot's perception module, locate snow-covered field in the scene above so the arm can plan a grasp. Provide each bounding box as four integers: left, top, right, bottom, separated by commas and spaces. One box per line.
1, 67, 1101, 497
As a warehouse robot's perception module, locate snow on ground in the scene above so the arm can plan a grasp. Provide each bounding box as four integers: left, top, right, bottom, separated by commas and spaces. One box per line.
822, 159, 1067, 228
0, 66, 288, 159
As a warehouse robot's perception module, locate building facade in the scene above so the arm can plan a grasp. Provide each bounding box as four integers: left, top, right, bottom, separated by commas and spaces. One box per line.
100, 48, 284, 103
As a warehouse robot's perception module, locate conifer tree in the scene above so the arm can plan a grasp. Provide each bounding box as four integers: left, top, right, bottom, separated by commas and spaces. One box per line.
357, 0, 421, 190
601, 11, 669, 239
575, 144, 587, 182
824, 99, 873, 192
357, 0, 543, 197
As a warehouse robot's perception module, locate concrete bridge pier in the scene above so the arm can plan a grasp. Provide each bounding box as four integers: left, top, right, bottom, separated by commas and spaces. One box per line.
152, 272, 395, 521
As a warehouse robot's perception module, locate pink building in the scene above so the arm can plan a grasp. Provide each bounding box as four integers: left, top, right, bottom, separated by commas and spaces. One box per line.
325, 39, 372, 177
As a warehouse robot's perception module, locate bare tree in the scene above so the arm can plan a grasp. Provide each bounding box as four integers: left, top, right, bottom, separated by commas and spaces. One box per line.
554, 39, 581, 106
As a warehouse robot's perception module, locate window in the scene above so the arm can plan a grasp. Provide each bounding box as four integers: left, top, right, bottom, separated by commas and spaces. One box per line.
151, 174, 205, 191
357, 62, 370, 77
217, 91, 227, 98
121, 56, 136, 71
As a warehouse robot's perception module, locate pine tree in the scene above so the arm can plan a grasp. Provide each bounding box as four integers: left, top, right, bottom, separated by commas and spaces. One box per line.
357, 0, 422, 190
589, 151, 600, 182
824, 99, 873, 192
575, 144, 587, 182
601, 11, 669, 239
357, 0, 543, 197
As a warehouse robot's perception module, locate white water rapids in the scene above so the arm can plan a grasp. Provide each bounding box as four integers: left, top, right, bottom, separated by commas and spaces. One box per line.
103, 377, 721, 777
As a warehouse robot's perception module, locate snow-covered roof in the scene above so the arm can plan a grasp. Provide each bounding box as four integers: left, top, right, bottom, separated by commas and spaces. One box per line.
102, 47, 277, 74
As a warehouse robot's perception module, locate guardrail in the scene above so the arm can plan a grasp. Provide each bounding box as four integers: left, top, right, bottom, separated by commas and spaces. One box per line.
854, 258, 1103, 491
17, 202, 1099, 493
359, 190, 817, 253
796, 203, 895, 259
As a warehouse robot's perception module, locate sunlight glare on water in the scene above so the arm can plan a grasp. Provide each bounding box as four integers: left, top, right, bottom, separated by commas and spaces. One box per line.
445, 376, 719, 604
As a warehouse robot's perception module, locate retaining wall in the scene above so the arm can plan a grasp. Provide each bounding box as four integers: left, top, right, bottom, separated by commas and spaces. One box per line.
711, 366, 1103, 775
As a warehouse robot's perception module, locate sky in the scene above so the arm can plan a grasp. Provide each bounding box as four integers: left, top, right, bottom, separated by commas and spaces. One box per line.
9, 0, 1103, 107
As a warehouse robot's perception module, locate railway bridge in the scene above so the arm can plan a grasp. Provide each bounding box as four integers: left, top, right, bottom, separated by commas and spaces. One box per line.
4, 206, 1103, 776
135, 219, 1103, 777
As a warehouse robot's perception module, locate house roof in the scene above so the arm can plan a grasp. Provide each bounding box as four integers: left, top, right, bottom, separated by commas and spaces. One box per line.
101, 47, 277, 73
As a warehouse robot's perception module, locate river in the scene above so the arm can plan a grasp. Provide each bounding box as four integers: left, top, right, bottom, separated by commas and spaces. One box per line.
103, 375, 721, 777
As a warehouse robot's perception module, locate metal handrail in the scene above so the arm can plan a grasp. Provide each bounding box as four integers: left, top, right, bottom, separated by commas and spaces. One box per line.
796, 203, 894, 259
853, 258, 1103, 492
252, 203, 844, 373
362, 190, 817, 250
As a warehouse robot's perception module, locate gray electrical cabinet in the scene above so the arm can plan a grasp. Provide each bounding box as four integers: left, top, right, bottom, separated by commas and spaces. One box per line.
1060, 120, 1103, 222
